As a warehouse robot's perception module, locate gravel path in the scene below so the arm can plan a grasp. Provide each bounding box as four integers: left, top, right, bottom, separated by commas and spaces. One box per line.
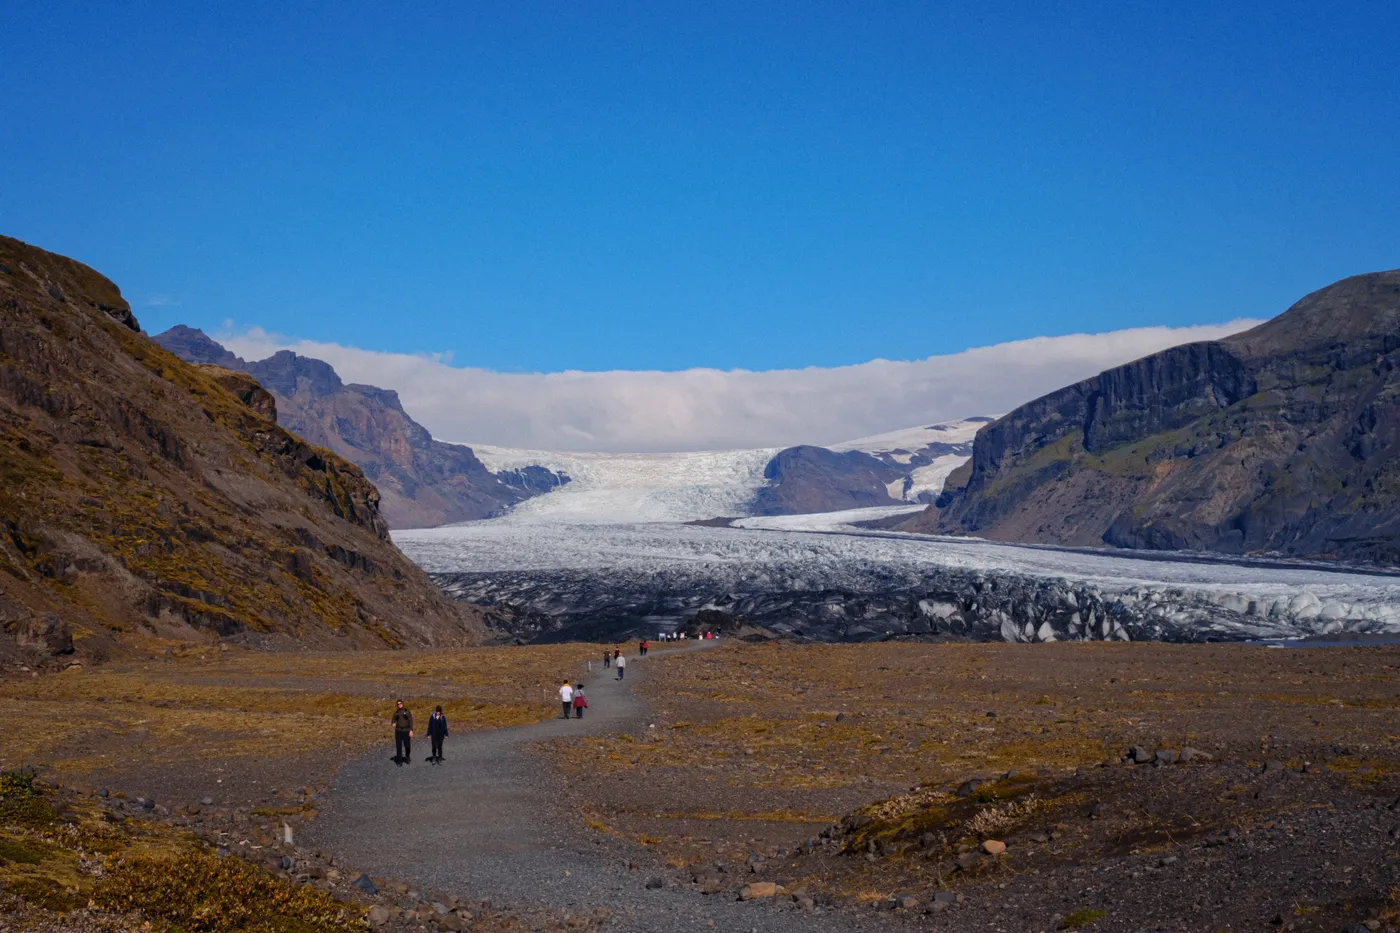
307, 646, 865, 933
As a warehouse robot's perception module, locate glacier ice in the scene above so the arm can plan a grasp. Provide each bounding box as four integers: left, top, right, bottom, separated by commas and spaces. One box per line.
396, 512, 1400, 644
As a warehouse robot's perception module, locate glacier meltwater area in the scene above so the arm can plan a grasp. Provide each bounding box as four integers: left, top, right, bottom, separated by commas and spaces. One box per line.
395, 513, 1400, 644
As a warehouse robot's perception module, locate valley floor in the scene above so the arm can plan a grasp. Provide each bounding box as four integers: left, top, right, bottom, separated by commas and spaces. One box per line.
6, 641, 1400, 931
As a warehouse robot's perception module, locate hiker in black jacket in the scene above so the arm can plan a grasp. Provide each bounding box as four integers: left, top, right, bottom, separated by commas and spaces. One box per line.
426, 705, 449, 763
391, 699, 413, 765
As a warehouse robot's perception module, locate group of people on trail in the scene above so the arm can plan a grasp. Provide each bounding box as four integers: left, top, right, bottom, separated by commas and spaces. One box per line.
390, 699, 449, 766
391, 644, 653, 761
656, 631, 717, 641
559, 680, 588, 718
600, 648, 628, 679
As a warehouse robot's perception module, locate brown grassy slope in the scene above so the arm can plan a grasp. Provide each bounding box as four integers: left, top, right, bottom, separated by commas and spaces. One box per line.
0, 235, 485, 664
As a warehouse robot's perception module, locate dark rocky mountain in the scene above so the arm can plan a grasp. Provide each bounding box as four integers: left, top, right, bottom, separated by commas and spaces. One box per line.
152, 327, 566, 529
0, 235, 486, 667
909, 270, 1400, 562
749, 417, 991, 515
751, 445, 906, 515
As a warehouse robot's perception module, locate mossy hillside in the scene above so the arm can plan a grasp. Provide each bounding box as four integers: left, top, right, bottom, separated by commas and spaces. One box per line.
0, 234, 481, 654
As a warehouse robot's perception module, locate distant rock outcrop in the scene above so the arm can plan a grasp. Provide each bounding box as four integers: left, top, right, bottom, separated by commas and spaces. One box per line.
909, 271, 1400, 563
152, 328, 567, 529
751, 446, 905, 515
0, 235, 486, 665
749, 418, 990, 515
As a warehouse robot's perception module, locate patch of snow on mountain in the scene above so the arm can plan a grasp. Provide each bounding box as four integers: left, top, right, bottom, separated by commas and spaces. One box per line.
906, 454, 973, 500
831, 417, 990, 454
833, 416, 993, 500
450, 444, 781, 524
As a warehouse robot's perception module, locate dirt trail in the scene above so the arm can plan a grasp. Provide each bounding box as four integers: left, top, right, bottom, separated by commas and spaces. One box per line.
307, 644, 863, 932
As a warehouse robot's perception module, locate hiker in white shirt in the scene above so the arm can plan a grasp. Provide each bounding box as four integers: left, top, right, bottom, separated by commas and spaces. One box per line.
615, 653, 627, 681
559, 681, 574, 719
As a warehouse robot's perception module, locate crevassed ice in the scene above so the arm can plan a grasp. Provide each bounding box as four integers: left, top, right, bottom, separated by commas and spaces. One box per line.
449, 444, 781, 524
395, 515, 1400, 630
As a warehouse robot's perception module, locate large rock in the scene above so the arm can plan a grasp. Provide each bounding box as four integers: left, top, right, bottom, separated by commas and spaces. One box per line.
8, 613, 74, 655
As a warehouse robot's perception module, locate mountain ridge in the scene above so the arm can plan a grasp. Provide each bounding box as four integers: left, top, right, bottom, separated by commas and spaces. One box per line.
909, 270, 1400, 563
153, 326, 567, 529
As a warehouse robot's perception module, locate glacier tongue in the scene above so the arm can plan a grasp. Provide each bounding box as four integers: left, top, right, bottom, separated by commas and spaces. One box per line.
446, 444, 780, 524
396, 517, 1400, 644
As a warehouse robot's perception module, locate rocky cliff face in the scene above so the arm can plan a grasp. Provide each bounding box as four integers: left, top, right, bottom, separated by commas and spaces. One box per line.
911, 271, 1400, 562
0, 236, 485, 666
153, 327, 566, 529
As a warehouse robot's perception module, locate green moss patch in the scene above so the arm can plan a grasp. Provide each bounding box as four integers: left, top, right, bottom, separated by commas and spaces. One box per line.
95, 851, 363, 933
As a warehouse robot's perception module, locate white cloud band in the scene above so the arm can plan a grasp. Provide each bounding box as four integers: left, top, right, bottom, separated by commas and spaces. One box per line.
220, 320, 1261, 452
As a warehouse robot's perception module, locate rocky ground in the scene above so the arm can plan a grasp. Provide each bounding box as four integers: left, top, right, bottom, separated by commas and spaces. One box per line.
6, 640, 1400, 931
548, 641, 1400, 931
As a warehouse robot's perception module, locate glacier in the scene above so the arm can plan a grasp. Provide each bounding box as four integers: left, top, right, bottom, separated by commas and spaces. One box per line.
396, 516, 1400, 644
445, 416, 988, 525
457, 444, 781, 524
412, 417, 1400, 644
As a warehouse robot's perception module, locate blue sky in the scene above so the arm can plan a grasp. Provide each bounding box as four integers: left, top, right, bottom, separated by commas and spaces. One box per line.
4, 1, 1398, 375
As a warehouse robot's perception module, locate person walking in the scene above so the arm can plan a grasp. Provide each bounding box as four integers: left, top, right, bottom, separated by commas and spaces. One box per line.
603, 649, 611, 669
615, 652, 627, 681
639, 638, 648, 656
426, 705, 449, 763
572, 683, 588, 719
391, 699, 413, 765
559, 681, 574, 719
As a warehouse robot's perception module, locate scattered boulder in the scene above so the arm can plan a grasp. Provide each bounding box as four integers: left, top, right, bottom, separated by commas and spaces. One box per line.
694, 872, 726, 895
981, 839, 1007, 855
352, 873, 378, 895
366, 906, 391, 926
1178, 747, 1212, 763
739, 881, 780, 900
955, 852, 984, 872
